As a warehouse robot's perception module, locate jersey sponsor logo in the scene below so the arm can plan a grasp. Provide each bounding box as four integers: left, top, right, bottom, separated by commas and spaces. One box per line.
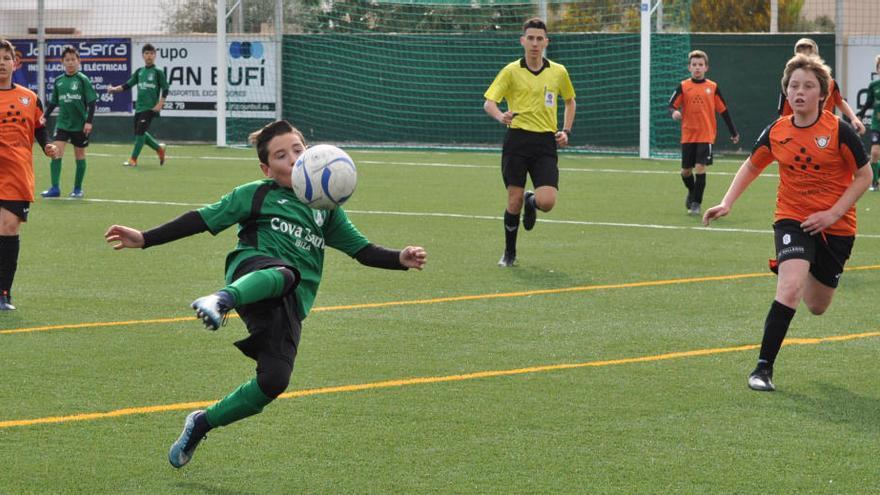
814, 136, 830, 149
270, 217, 325, 251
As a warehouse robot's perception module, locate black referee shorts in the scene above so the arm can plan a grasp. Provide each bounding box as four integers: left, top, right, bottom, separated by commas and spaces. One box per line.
501, 128, 559, 189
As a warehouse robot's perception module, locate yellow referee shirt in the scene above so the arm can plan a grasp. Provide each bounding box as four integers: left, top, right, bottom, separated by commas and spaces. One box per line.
484, 58, 576, 133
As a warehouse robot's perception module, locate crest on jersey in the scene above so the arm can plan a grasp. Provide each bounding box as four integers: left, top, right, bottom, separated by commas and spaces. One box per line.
313, 210, 326, 227
71, 82, 79, 91
148, 74, 154, 81
18, 96, 30, 105
705, 88, 711, 95
814, 136, 830, 149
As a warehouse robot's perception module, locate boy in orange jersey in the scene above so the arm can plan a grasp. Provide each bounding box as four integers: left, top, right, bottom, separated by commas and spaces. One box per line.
704, 54, 871, 392
0, 39, 58, 310
668, 50, 739, 215
777, 38, 866, 136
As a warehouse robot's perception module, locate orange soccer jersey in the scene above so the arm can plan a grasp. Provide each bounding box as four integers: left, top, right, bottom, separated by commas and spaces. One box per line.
669, 78, 729, 143
778, 78, 843, 117
0, 84, 44, 202
750, 111, 869, 236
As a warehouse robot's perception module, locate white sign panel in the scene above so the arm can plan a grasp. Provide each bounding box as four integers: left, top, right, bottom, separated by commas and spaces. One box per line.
845, 37, 880, 112
133, 37, 276, 118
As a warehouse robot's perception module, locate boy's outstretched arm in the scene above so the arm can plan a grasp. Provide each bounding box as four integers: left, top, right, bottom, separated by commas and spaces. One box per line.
105, 211, 209, 250
354, 244, 427, 271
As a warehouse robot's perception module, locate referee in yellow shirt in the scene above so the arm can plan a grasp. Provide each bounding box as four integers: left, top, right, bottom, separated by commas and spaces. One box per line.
484, 17, 576, 267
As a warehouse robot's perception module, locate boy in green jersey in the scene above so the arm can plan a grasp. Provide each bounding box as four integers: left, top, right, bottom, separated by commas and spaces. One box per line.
40, 46, 98, 198
107, 43, 169, 167
856, 54, 880, 191
105, 120, 428, 468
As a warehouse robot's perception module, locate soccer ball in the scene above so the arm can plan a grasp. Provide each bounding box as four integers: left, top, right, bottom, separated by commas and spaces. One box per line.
291, 144, 357, 210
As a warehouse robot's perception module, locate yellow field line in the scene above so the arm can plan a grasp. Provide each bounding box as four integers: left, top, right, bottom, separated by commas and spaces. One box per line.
1, 270, 775, 335
2, 330, 878, 429
5, 265, 880, 336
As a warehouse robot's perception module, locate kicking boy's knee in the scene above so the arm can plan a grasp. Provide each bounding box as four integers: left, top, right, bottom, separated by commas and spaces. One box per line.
257, 357, 293, 398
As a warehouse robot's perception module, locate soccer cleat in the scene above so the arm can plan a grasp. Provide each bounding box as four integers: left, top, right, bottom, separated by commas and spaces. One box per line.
69, 189, 84, 198
123, 159, 137, 167
168, 410, 208, 468
0, 291, 15, 311
685, 191, 693, 211
522, 190, 537, 231
40, 186, 60, 198
158, 143, 167, 166
688, 202, 701, 216
497, 251, 517, 267
190, 290, 234, 330
871, 181, 879, 192
748, 365, 775, 392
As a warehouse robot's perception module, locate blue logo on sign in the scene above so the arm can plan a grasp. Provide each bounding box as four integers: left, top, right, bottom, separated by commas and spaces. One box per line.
229, 41, 264, 59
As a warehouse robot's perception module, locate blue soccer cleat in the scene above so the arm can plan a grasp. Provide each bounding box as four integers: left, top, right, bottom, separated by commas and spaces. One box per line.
40, 186, 60, 198
69, 189, 84, 198
190, 290, 234, 330
168, 410, 209, 468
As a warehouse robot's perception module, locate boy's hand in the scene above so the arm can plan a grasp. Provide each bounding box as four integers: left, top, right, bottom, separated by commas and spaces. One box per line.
851, 118, 866, 135
702, 204, 730, 226
730, 134, 740, 144
105, 225, 145, 250
399, 246, 427, 270
84, 123, 93, 136
498, 111, 516, 125
44, 143, 58, 158
554, 131, 569, 147
671, 110, 682, 121
106, 85, 119, 94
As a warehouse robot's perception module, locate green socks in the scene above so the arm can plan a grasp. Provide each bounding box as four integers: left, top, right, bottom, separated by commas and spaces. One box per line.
872, 161, 879, 184
74, 159, 87, 190
49, 158, 62, 188
131, 135, 146, 159
223, 268, 289, 306
205, 378, 273, 427
144, 132, 160, 151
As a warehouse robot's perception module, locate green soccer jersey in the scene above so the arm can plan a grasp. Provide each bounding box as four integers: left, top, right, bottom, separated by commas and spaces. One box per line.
48, 72, 98, 132
865, 79, 880, 131
125, 65, 169, 113
197, 179, 371, 319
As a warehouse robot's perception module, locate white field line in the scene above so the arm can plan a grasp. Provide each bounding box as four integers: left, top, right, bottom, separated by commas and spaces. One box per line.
66, 198, 880, 239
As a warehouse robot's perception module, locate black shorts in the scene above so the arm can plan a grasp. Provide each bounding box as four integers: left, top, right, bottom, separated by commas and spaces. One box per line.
230, 256, 302, 366
870, 130, 880, 146
0, 200, 30, 221
133, 110, 157, 136
773, 219, 854, 288
501, 128, 559, 189
53, 128, 89, 148
681, 143, 713, 168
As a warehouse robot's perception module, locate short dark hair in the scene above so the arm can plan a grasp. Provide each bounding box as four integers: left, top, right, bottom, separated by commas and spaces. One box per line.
61, 45, 79, 59
248, 120, 307, 164
522, 17, 547, 34
0, 39, 15, 56
142, 43, 156, 54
